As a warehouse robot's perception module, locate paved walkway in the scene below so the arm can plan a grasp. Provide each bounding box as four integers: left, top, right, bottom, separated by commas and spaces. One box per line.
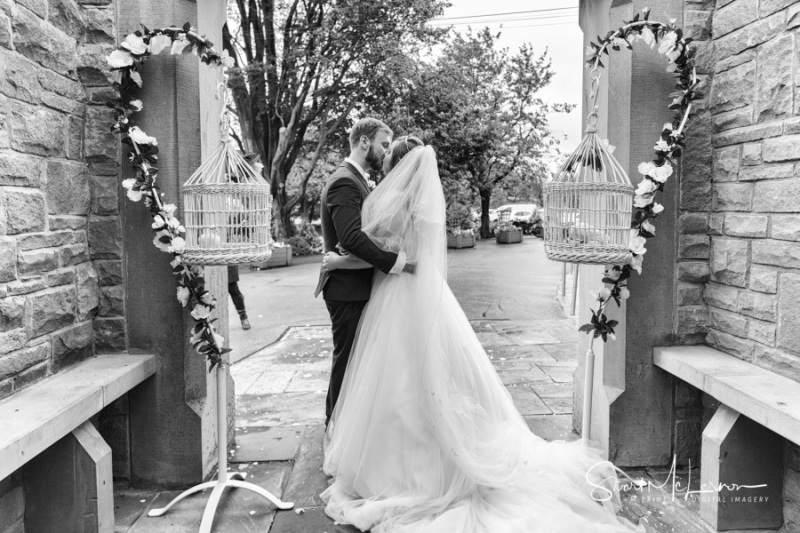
116, 238, 713, 533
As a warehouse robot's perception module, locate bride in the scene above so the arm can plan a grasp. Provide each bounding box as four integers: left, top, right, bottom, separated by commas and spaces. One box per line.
319, 137, 645, 533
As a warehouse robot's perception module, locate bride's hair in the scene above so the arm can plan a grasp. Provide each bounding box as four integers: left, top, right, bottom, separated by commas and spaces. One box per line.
388, 135, 424, 171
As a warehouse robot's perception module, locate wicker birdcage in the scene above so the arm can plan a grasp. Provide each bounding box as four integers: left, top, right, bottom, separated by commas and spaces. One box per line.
182, 140, 272, 266
543, 129, 633, 265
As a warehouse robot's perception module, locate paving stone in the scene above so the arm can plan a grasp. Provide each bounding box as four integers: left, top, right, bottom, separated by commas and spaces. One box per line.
531, 382, 573, 398
524, 414, 579, 442
541, 397, 573, 414
507, 384, 551, 416
270, 506, 358, 533
230, 426, 303, 463
114, 490, 158, 532
129, 462, 291, 533
496, 367, 551, 385
241, 370, 295, 395
284, 370, 330, 394
237, 392, 326, 428
281, 424, 329, 508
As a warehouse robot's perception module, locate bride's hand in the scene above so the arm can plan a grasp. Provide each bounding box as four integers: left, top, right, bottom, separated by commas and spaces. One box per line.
322, 252, 342, 272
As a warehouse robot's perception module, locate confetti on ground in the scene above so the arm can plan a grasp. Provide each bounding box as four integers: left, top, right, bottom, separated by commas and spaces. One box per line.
294, 508, 305, 515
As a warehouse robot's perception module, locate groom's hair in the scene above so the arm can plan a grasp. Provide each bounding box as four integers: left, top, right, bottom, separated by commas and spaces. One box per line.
349, 118, 392, 149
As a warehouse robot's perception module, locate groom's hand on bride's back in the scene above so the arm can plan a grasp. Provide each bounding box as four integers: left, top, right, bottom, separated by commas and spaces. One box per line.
403, 261, 416, 274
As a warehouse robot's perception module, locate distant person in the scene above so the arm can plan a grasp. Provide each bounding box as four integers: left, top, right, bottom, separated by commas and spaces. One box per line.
228, 265, 250, 330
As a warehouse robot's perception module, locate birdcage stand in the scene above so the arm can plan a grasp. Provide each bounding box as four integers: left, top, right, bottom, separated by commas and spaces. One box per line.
147, 76, 291, 531
147, 360, 294, 530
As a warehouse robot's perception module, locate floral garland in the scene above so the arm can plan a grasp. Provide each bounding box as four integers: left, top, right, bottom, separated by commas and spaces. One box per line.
106, 24, 236, 369
580, 9, 701, 341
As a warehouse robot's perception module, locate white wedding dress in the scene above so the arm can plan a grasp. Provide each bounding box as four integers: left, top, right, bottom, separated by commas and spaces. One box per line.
321, 147, 645, 533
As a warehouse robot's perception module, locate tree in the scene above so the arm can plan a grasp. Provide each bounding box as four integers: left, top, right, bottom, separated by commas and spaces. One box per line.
223, 0, 447, 239
392, 29, 570, 238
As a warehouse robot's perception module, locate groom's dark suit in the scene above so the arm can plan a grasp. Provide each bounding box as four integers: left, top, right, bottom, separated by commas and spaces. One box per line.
316, 161, 400, 425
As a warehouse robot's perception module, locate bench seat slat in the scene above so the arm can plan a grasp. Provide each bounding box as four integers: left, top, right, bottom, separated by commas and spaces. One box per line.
0, 353, 157, 481
654, 346, 800, 445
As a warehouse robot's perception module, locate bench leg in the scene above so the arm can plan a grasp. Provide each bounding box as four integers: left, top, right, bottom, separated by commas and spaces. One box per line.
700, 404, 783, 531
23, 421, 114, 533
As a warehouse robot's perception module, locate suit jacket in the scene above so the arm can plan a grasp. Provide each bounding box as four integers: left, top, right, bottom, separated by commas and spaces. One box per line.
315, 162, 399, 301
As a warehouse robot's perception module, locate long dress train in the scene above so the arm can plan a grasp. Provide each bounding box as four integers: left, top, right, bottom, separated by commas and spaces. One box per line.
321, 147, 645, 533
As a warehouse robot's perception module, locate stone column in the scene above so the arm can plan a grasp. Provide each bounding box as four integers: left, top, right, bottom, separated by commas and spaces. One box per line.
116, 0, 229, 486
577, 0, 680, 466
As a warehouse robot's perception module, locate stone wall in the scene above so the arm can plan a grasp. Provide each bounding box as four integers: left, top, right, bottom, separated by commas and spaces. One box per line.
0, 0, 124, 409
674, 0, 800, 527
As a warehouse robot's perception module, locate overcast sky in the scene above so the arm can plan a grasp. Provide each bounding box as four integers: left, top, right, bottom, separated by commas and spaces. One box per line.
434, 0, 583, 153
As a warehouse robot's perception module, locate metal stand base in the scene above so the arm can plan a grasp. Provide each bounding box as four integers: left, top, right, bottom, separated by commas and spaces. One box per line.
147, 362, 294, 532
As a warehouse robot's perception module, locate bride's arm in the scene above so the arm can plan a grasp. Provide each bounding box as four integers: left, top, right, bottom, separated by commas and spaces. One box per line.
323, 251, 372, 271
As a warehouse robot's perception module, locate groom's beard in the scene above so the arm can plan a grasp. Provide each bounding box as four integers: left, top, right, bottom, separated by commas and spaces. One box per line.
365, 145, 384, 171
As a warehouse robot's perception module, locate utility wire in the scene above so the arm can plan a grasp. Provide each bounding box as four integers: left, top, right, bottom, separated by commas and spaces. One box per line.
433, 6, 578, 22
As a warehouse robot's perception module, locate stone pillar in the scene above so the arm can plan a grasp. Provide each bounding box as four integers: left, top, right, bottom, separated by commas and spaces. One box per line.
116, 0, 229, 486
577, 0, 679, 466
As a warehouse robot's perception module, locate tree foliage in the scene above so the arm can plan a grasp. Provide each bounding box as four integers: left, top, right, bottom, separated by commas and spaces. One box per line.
224, 0, 448, 239
388, 29, 570, 238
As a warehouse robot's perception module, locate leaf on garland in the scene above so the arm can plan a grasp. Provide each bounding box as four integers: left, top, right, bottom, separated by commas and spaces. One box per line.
183, 22, 192, 32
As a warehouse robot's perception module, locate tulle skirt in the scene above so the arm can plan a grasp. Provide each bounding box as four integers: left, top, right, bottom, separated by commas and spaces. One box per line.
321, 266, 645, 533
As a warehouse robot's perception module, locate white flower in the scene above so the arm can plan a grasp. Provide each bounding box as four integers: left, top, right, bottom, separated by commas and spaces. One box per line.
176, 286, 190, 306
170, 256, 182, 268
191, 303, 212, 320
107, 49, 134, 68
367, 179, 376, 190
654, 139, 670, 152
663, 123, 674, 132
212, 332, 225, 347
629, 254, 644, 274
151, 214, 166, 230
653, 162, 673, 183
640, 26, 655, 48
667, 46, 683, 63
635, 178, 657, 196
128, 126, 158, 146
170, 236, 185, 253
162, 204, 177, 217
620, 287, 630, 300
121, 33, 148, 55
599, 287, 612, 300
642, 221, 656, 235
220, 49, 235, 69
127, 189, 143, 202
149, 34, 172, 56
122, 178, 136, 191
629, 229, 647, 255
167, 217, 183, 232
585, 45, 596, 61
171, 36, 189, 55
153, 233, 171, 252
601, 138, 616, 154
652, 202, 664, 214
638, 161, 657, 177
658, 31, 678, 55
129, 99, 143, 112
634, 194, 655, 208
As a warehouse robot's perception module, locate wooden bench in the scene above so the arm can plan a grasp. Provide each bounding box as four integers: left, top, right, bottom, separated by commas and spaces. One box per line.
0, 353, 156, 533
654, 345, 800, 531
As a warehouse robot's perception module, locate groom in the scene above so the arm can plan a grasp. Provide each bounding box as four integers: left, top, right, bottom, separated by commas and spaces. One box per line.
315, 117, 414, 427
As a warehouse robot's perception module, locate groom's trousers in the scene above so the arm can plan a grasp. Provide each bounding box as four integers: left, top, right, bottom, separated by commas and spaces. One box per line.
325, 299, 368, 426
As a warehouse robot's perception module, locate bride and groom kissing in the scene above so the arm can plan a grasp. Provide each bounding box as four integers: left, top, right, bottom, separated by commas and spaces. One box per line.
313, 118, 644, 532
